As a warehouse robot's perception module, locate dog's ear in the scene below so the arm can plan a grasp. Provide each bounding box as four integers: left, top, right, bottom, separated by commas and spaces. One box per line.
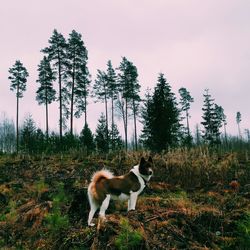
140, 157, 146, 166
148, 156, 153, 163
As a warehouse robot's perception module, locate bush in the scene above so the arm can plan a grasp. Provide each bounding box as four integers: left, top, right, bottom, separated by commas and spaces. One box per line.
115, 218, 143, 250
236, 212, 250, 248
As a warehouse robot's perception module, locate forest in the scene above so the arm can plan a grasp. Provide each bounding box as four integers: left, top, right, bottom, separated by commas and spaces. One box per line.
0, 29, 250, 249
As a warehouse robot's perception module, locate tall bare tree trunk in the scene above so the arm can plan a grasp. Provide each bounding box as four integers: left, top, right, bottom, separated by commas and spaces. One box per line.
133, 100, 138, 150
16, 95, 19, 153
186, 110, 190, 137
58, 56, 62, 142
70, 57, 76, 135
84, 95, 87, 126
125, 98, 128, 151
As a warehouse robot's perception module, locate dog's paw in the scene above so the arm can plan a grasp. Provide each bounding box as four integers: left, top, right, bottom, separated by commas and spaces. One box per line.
88, 223, 95, 227
127, 209, 135, 213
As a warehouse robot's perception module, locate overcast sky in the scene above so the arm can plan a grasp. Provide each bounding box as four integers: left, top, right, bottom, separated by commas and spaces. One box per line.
1, 0, 250, 138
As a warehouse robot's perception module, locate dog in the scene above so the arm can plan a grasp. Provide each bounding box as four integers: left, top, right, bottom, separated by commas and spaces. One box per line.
87, 156, 153, 226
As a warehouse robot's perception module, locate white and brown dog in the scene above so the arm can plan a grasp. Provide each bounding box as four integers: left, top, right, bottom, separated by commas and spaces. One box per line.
87, 157, 153, 226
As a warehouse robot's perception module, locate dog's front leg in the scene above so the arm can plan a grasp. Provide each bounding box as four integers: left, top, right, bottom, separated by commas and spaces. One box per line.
128, 192, 138, 211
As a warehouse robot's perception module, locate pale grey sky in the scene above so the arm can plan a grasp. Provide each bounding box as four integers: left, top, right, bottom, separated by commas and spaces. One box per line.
1, 0, 250, 137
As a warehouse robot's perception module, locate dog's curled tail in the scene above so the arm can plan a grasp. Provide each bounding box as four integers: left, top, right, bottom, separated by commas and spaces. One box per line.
91, 169, 114, 184
89, 169, 114, 202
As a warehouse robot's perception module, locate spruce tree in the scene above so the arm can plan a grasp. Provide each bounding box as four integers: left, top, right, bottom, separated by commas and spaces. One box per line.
36, 56, 56, 141
42, 29, 67, 141
8, 60, 29, 153
140, 89, 153, 149
66, 30, 89, 134
141, 73, 180, 152
20, 114, 37, 154
95, 113, 109, 153
201, 89, 222, 145
80, 123, 95, 154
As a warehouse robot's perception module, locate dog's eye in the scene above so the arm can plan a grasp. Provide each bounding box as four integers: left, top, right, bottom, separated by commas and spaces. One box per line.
149, 170, 153, 175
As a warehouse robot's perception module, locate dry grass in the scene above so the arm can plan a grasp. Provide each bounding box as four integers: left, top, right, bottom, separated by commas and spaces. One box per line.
0, 148, 250, 249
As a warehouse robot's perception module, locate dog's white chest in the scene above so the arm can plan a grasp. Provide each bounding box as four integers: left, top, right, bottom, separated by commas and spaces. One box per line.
111, 193, 130, 201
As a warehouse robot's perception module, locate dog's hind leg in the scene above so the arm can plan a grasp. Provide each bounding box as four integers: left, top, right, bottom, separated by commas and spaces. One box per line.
99, 194, 110, 220
88, 193, 99, 226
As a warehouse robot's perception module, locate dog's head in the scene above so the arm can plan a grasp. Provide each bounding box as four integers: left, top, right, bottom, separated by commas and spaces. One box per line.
138, 156, 153, 180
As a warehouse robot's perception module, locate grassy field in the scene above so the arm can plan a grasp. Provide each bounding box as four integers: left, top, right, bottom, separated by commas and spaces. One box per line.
0, 148, 249, 249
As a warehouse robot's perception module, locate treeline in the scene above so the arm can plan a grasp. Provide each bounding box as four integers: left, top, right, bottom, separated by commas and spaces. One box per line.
4, 29, 249, 154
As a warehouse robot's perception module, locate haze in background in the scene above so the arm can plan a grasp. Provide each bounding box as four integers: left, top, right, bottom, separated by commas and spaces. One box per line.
1, 0, 249, 138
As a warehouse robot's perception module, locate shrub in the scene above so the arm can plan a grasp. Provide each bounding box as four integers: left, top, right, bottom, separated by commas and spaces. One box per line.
236, 212, 250, 248
115, 218, 143, 250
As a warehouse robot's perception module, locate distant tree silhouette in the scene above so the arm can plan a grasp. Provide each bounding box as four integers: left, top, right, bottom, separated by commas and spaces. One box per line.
66, 30, 89, 134
236, 111, 242, 138
93, 60, 118, 146
20, 114, 37, 153
194, 124, 202, 145
42, 29, 67, 142
8, 60, 29, 153
36, 56, 56, 141
141, 73, 180, 152
109, 123, 123, 151
93, 69, 109, 142
178, 87, 194, 145
0, 114, 15, 153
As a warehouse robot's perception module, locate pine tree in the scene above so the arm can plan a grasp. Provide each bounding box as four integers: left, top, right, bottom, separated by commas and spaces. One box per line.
117, 57, 140, 150
42, 29, 67, 141
66, 30, 89, 134
8, 60, 29, 153
95, 113, 109, 153
106, 60, 118, 141
141, 73, 180, 152
36, 56, 56, 141
178, 87, 194, 144
80, 123, 95, 154
74, 61, 91, 127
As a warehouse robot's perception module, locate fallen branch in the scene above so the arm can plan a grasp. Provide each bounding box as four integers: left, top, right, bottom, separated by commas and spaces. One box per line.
144, 210, 175, 223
